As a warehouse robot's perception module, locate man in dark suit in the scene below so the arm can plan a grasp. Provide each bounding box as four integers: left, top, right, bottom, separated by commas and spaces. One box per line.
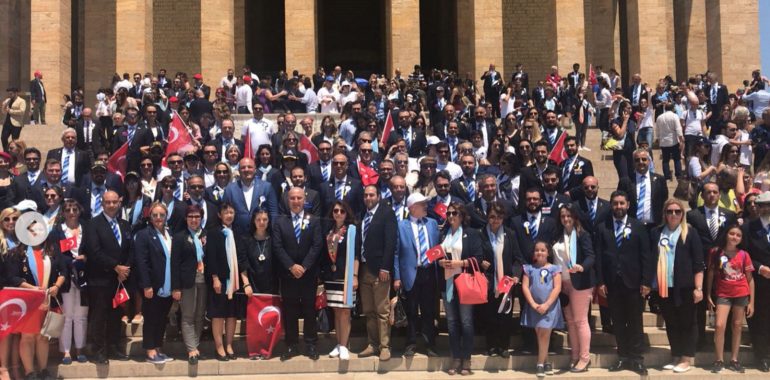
29, 158, 87, 213
686, 181, 737, 348
113, 107, 145, 173
185, 175, 220, 230
132, 104, 169, 154
467, 105, 495, 150
541, 110, 567, 152
617, 149, 668, 227
75, 107, 107, 155
384, 175, 409, 222
307, 140, 333, 193
511, 63, 529, 91
541, 168, 570, 218
704, 72, 729, 124
467, 174, 516, 229
211, 119, 244, 163
222, 158, 278, 233
46, 128, 91, 188
432, 104, 467, 141
357, 186, 398, 361
386, 110, 427, 158
83, 190, 132, 363
29, 70, 46, 124
481, 63, 502, 118
450, 154, 478, 204
739, 192, 770, 372
320, 153, 364, 216
508, 188, 556, 264
347, 142, 379, 183
278, 167, 321, 217
128, 73, 143, 100
519, 141, 558, 211
572, 176, 611, 235
13, 147, 43, 203
81, 161, 123, 218
595, 190, 653, 375
428, 171, 459, 228
559, 136, 594, 194
567, 63, 581, 90
273, 187, 323, 361
624, 73, 649, 108
192, 74, 211, 100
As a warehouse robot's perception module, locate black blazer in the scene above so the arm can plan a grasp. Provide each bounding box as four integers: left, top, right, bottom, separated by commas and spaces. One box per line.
238, 235, 276, 294
204, 225, 245, 287
212, 137, 245, 161
320, 177, 364, 216
133, 226, 172, 292
278, 187, 321, 217
740, 219, 770, 282
83, 214, 132, 288
686, 207, 737, 251
617, 172, 669, 225
624, 84, 649, 106
160, 199, 188, 234
80, 173, 124, 197
450, 176, 477, 204
46, 147, 92, 187
307, 160, 332, 193
204, 184, 227, 206
272, 214, 323, 279
508, 213, 557, 263
386, 128, 427, 158
320, 223, 362, 282
5, 247, 66, 290
467, 197, 516, 229
185, 198, 220, 230
358, 201, 398, 275
518, 164, 559, 202
13, 171, 42, 204
438, 227, 485, 292
541, 193, 571, 219
594, 217, 653, 290
171, 228, 206, 290
29, 182, 89, 217
553, 230, 596, 290
49, 221, 89, 294
649, 225, 704, 305
559, 156, 594, 193
75, 118, 108, 154
573, 197, 611, 236
479, 226, 523, 288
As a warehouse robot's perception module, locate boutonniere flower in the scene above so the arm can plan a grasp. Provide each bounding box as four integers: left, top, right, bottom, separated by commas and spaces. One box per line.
259, 195, 266, 206
624, 227, 632, 239
719, 255, 729, 270
281, 182, 288, 192
539, 268, 548, 284
187, 236, 193, 244
576, 161, 584, 169
660, 237, 669, 247
719, 215, 726, 226
523, 221, 531, 235
463, 233, 468, 238
200, 236, 207, 247
300, 215, 310, 230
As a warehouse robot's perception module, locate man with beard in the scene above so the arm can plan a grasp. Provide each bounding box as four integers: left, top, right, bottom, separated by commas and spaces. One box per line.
450, 154, 479, 203
559, 136, 594, 194
376, 160, 395, 199
540, 168, 570, 218
432, 104, 468, 140
595, 191, 653, 375
427, 171, 457, 228
467, 174, 515, 229
387, 110, 426, 158
541, 110, 567, 151
385, 175, 409, 222
519, 141, 558, 211
278, 166, 320, 216
467, 106, 494, 151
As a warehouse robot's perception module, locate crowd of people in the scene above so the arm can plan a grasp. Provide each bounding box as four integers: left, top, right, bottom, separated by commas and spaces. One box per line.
1, 61, 770, 380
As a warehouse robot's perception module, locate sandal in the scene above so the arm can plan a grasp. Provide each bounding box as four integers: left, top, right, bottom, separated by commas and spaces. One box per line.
461, 359, 473, 376
447, 358, 461, 375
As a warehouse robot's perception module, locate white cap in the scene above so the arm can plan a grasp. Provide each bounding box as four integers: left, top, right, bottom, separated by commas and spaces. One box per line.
14, 200, 37, 213
406, 193, 428, 208
756, 191, 770, 204
341, 80, 351, 87
426, 136, 441, 146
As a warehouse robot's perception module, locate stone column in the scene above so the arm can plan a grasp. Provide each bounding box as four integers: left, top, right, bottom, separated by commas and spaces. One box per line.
285, 0, 317, 76
584, 0, 622, 72
115, 0, 152, 74
30, 0, 72, 123
674, 0, 708, 81
555, 0, 586, 73
200, 0, 234, 88
458, 0, 504, 92
624, 0, 676, 87
706, 0, 759, 90
234, 0, 246, 70
386, 0, 420, 78
83, 1, 116, 101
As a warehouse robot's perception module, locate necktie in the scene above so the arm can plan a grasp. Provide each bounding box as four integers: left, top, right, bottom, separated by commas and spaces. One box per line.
529, 215, 538, 240
381, 185, 392, 199
395, 204, 403, 221
128, 126, 136, 143
62, 150, 71, 185
93, 187, 103, 215
110, 218, 121, 246
615, 220, 624, 248
28, 171, 35, 184
448, 137, 457, 161
214, 186, 223, 201
546, 194, 554, 208
588, 200, 596, 222
293, 214, 301, 243
711, 86, 717, 104
321, 162, 330, 182
84, 122, 91, 144
466, 179, 475, 201
708, 210, 719, 241
402, 129, 411, 150
637, 176, 646, 221
417, 220, 429, 267
363, 212, 373, 240
548, 131, 555, 146
562, 157, 573, 190
174, 178, 183, 200
335, 181, 345, 200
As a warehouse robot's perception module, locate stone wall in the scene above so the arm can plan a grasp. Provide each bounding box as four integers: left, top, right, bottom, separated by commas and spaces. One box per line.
502, 0, 556, 86
152, 0, 201, 76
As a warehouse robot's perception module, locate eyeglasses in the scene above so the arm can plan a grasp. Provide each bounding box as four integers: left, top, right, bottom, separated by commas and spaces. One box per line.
285, 138, 298, 142
332, 208, 346, 214
64, 207, 79, 213
446, 211, 459, 217
168, 160, 183, 165
360, 149, 372, 153
333, 162, 347, 166
189, 185, 204, 190
665, 209, 683, 216
162, 184, 177, 189
186, 214, 202, 219
394, 160, 408, 165
3, 217, 18, 222
151, 213, 167, 219
215, 170, 229, 174
204, 150, 217, 155
44, 194, 58, 199
360, 139, 372, 143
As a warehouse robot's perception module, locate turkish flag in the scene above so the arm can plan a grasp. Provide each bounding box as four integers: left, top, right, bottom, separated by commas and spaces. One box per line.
246, 294, 283, 359
59, 235, 77, 252
426, 245, 446, 263
243, 128, 253, 160
166, 111, 195, 157
112, 282, 129, 309
0, 288, 47, 339
358, 161, 379, 186
589, 64, 597, 86
547, 132, 568, 165
380, 110, 395, 148
433, 202, 447, 219
107, 142, 128, 180
299, 135, 319, 163
497, 276, 515, 295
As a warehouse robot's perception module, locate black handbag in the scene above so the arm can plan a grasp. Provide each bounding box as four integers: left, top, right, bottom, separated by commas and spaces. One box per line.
391, 289, 408, 328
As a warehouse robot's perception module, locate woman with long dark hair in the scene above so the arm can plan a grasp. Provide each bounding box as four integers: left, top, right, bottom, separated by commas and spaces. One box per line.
610, 100, 636, 180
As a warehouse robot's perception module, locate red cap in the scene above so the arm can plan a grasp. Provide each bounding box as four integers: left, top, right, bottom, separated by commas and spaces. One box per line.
243, 75, 251, 82
34, 70, 43, 78
169, 96, 179, 103
0, 151, 13, 163
193, 73, 203, 80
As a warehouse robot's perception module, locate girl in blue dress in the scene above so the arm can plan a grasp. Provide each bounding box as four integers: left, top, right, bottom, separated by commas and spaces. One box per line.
521, 241, 564, 377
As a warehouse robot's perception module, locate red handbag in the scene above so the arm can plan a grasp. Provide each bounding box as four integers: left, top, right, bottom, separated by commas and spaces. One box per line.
454, 258, 488, 305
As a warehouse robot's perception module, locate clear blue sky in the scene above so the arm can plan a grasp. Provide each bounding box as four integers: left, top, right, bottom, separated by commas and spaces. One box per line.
762, 0, 769, 74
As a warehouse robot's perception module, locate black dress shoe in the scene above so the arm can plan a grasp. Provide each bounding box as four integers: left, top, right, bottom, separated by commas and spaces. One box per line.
215, 353, 229, 362
608, 360, 626, 372
487, 348, 499, 357
403, 344, 416, 357
110, 350, 130, 361
631, 362, 648, 376
92, 353, 109, 365
227, 352, 237, 360
188, 355, 199, 365
306, 345, 319, 360
760, 360, 770, 372
499, 349, 511, 359
281, 346, 298, 361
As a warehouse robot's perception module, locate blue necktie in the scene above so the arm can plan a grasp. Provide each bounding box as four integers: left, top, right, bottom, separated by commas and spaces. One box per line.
448, 137, 457, 161
174, 178, 183, 200
321, 162, 330, 182
62, 150, 71, 185
466, 178, 475, 201
335, 181, 345, 201
362, 211, 373, 260
588, 200, 596, 222
93, 187, 103, 215
293, 214, 301, 243
28, 171, 35, 184
110, 218, 121, 246
637, 176, 646, 220
402, 129, 411, 150
562, 157, 574, 190
529, 215, 538, 240
418, 220, 429, 267
615, 220, 624, 248
381, 185, 392, 199
128, 126, 136, 143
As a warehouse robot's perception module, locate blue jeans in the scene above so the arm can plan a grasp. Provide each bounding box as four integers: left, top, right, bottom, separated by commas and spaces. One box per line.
637, 127, 653, 149
443, 291, 474, 360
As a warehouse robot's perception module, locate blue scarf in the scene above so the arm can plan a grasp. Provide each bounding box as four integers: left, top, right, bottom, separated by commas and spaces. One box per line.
189, 228, 204, 263
657, 225, 681, 290
155, 229, 172, 297
568, 229, 577, 269
442, 227, 463, 303
131, 197, 144, 225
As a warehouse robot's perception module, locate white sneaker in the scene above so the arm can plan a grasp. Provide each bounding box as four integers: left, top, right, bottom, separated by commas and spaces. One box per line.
663, 363, 675, 370
673, 364, 691, 373
328, 345, 340, 358
339, 346, 350, 361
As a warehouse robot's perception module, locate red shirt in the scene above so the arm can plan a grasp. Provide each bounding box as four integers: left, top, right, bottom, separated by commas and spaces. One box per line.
709, 249, 754, 298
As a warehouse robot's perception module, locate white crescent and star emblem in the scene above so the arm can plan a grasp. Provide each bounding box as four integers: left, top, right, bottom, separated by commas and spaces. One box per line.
0, 298, 28, 331
257, 306, 280, 334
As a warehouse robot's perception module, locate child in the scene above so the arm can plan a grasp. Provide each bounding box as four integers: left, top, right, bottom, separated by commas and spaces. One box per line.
705, 225, 755, 373
521, 241, 564, 377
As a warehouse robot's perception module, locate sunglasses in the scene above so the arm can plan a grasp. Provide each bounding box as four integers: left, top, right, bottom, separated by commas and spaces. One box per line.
438, 150, 450, 154
45, 194, 59, 199
162, 184, 177, 189
583, 185, 597, 190
186, 214, 202, 219
215, 170, 229, 174
360, 149, 373, 153
151, 213, 167, 219
333, 162, 347, 166
665, 209, 683, 215
446, 211, 459, 217
319, 148, 332, 152
421, 165, 437, 169
168, 160, 183, 165
3, 217, 18, 222
332, 208, 347, 214
188, 185, 204, 190
64, 207, 79, 213
360, 139, 372, 143
204, 150, 217, 155
285, 138, 298, 142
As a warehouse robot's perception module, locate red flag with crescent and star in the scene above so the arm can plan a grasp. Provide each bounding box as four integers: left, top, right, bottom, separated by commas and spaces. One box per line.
59, 235, 77, 252
246, 294, 283, 358
299, 135, 319, 163
165, 111, 195, 159
0, 288, 47, 339
380, 110, 395, 148
107, 142, 128, 180
547, 132, 568, 165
